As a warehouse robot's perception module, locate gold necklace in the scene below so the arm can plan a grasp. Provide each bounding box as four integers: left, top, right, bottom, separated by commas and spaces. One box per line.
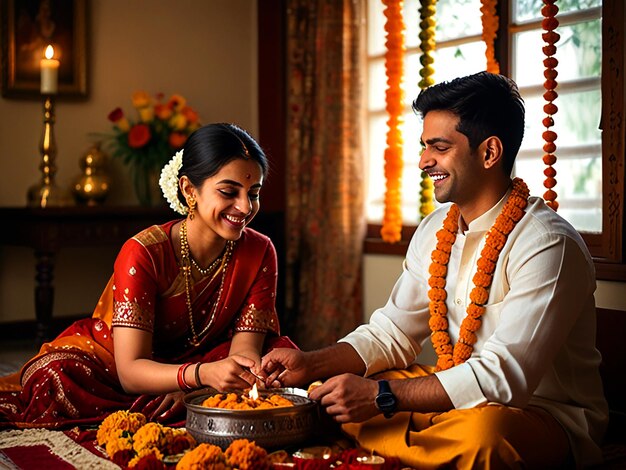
179, 219, 234, 346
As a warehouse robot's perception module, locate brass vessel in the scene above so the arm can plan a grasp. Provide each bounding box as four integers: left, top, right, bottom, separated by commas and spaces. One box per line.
72, 143, 111, 205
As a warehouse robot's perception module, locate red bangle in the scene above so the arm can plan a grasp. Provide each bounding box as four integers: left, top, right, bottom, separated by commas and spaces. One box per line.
177, 362, 194, 391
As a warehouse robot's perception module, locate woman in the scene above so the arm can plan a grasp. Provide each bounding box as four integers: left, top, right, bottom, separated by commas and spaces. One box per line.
0, 123, 296, 428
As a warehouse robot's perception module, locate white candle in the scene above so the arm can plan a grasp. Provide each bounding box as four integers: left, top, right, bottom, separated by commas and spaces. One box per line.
40, 45, 59, 94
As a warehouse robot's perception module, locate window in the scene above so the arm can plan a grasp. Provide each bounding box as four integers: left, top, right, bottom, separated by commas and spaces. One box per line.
365, 0, 625, 279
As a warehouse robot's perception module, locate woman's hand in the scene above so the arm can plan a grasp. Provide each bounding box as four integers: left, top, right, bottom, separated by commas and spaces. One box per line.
202, 355, 263, 392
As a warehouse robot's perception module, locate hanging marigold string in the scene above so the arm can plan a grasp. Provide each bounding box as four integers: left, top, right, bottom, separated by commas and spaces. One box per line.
429, 178, 530, 371
541, 0, 560, 211
480, 0, 500, 73
418, 0, 437, 220
381, 0, 406, 243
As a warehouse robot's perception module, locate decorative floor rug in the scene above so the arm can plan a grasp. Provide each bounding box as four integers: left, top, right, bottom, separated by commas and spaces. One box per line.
0, 428, 118, 470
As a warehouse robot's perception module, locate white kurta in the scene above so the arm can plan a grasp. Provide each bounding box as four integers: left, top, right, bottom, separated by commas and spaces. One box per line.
340, 193, 608, 467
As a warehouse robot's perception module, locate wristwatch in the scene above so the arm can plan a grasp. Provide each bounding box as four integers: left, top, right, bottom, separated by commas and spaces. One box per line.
375, 379, 397, 418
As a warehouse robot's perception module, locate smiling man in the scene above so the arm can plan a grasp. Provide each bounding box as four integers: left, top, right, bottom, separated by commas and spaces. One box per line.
262, 72, 608, 469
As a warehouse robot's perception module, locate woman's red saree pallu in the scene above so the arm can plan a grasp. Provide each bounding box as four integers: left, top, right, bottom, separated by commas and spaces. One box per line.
0, 223, 296, 429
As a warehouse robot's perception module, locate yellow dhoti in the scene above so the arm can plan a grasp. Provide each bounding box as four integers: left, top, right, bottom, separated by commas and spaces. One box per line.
342, 365, 571, 470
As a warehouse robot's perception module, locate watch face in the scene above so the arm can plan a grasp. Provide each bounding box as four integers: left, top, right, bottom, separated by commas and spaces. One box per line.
376, 392, 396, 410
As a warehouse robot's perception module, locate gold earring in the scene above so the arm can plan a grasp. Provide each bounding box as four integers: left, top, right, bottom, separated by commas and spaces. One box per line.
187, 196, 196, 220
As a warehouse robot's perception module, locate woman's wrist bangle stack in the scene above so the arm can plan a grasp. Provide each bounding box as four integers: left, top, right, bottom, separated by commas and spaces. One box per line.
177, 362, 194, 391
194, 362, 205, 388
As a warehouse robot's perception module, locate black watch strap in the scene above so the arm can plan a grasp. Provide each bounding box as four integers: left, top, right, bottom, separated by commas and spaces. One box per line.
375, 379, 397, 418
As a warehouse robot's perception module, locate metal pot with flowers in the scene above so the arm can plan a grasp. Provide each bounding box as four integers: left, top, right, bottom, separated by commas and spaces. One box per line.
103, 91, 201, 206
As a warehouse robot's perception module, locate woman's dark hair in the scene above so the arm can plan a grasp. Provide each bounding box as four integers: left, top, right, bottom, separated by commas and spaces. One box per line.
412, 72, 525, 175
176, 123, 267, 204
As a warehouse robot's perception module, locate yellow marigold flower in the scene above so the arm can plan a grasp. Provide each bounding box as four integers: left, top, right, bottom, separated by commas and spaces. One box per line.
105, 430, 133, 458
132, 90, 152, 109
97, 410, 146, 446
176, 443, 229, 469
138, 106, 154, 123
133, 422, 167, 453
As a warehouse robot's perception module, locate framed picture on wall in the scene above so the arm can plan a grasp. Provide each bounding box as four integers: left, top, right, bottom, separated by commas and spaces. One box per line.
0, 0, 88, 99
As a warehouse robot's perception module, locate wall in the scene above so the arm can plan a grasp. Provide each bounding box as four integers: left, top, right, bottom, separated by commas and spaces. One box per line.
0, 0, 259, 323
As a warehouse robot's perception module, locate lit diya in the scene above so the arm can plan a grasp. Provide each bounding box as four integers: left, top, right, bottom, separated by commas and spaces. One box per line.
184, 385, 320, 449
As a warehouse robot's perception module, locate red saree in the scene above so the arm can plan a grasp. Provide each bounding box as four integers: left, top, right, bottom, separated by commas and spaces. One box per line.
0, 221, 296, 428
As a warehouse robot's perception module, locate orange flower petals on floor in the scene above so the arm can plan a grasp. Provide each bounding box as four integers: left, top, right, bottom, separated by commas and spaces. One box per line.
381, 0, 406, 243
481, 0, 500, 73
429, 178, 530, 371
541, 0, 560, 211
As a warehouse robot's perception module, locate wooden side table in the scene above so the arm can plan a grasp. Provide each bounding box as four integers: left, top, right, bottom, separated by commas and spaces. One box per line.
0, 206, 176, 343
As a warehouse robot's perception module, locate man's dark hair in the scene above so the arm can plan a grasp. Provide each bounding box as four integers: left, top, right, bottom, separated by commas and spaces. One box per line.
412, 72, 525, 175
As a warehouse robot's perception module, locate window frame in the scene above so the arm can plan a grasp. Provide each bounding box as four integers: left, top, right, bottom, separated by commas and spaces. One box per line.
364, 0, 626, 282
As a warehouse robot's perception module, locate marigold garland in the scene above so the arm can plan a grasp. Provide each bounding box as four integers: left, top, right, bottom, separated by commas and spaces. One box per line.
381, 0, 406, 243
429, 178, 530, 371
541, 0, 560, 211
480, 0, 500, 73
417, 0, 437, 221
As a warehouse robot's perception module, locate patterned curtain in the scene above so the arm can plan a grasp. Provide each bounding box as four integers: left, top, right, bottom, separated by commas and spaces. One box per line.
285, 0, 366, 350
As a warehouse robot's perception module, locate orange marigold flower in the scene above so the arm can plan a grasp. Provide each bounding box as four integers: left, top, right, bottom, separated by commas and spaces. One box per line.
485, 230, 506, 249
428, 276, 446, 289
461, 316, 482, 333
453, 343, 473, 364
431, 331, 450, 345
480, 245, 500, 262
182, 106, 200, 124
436, 240, 453, 253
502, 205, 524, 221
225, 439, 270, 470
177, 443, 227, 469
434, 342, 453, 356
494, 214, 515, 233
472, 271, 492, 288
436, 355, 454, 371
128, 124, 151, 149
429, 301, 448, 316
131, 90, 152, 109
469, 286, 489, 305
436, 229, 456, 244
428, 287, 447, 302
476, 257, 495, 273
154, 103, 173, 120
459, 329, 477, 345
429, 315, 449, 331
431, 249, 450, 264
467, 303, 485, 319
429, 263, 447, 277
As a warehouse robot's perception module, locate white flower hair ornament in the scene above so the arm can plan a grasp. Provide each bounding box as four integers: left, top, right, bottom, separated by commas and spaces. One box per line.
159, 149, 188, 215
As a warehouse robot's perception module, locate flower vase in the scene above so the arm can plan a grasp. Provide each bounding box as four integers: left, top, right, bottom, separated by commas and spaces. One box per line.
132, 166, 163, 207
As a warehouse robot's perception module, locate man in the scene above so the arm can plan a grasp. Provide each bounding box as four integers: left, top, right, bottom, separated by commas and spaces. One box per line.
262, 72, 608, 468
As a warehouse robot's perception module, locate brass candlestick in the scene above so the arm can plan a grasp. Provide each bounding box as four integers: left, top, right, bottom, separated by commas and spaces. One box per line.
27, 95, 72, 207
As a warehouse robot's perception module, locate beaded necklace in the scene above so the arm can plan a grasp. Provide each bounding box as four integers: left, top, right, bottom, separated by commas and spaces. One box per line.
179, 219, 234, 346
429, 177, 529, 371
190, 252, 223, 277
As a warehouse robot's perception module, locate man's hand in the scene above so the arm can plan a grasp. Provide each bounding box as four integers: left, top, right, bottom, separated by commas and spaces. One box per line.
308, 373, 380, 423
261, 348, 310, 388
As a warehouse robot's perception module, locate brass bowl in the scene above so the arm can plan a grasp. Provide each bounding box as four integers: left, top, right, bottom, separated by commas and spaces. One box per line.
184, 387, 321, 450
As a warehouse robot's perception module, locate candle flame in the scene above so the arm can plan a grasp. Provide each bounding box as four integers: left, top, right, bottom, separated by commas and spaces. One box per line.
248, 383, 259, 400
45, 45, 55, 60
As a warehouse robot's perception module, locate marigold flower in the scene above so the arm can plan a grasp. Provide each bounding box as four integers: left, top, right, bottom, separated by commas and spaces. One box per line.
460, 316, 481, 333
428, 276, 446, 289
466, 303, 485, 319
431, 249, 450, 264
225, 439, 270, 470
167, 94, 187, 111
176, 443, 228, 469
434, 342, 453, 356
169, 113, 188, 131
472, 271, 492, 288
428, 263, 447, 277
133, 422, 167, 453
459, 329, 477, 345
469, 286, 489, 305
431, 331, 450, 345
428, 287, 446, 302
436, 355, 454, 371
429, 315, 448, 331
182, 106, 200, 124
128, 448, 164, 468
97, 410, 146, 446
105, 430, 133, 458
128, 124, 151, 148
429, 301, 447, 316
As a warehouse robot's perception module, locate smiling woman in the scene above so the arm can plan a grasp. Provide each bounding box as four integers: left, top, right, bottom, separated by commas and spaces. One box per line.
0, 123, 298, 429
